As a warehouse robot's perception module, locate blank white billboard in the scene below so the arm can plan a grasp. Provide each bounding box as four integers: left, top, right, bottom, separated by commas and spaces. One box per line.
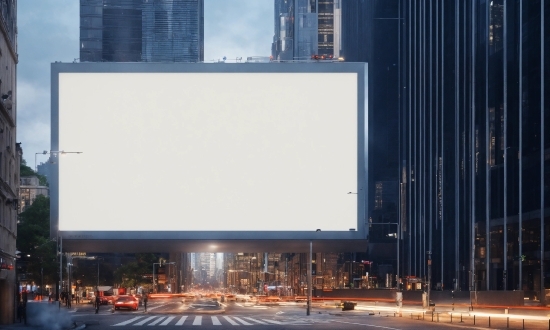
57, 70, 358, 232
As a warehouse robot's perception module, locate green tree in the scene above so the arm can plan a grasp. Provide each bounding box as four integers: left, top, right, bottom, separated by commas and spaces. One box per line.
17, 195, 57, 288
20, 158, 48, 186
114, 254, 158, 289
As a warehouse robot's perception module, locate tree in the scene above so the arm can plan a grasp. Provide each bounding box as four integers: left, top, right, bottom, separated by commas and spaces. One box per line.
17, 195, 57, 288
20, 158, 48, 186
114, 254, 158, 289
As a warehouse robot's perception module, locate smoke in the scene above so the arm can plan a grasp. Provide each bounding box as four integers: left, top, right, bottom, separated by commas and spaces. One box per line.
26, 302, 75, 330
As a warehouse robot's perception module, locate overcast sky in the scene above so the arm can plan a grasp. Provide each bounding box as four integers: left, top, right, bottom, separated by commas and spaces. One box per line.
17, 0, 273, 169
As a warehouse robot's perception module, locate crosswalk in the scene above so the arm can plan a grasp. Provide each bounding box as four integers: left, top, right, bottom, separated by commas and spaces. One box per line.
112, 315, 324, 326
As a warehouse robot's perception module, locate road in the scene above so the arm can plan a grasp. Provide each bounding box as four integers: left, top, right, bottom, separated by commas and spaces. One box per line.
14, 298, 550, 330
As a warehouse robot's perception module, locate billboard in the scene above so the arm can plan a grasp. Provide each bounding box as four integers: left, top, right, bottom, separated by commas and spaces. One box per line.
51, 63, 367, 252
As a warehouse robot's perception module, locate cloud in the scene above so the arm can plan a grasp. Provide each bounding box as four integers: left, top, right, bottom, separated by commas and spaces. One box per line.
17, 0, 79, 162
204, 0, 273, 61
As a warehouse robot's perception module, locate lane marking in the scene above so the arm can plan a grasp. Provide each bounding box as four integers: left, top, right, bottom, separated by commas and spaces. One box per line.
262, 319, 282, 324
243, 317, 268, 324
232, 317, 253, 325
113, 316, 144, 326
159, 316, 175, 326
192, 316, 202, 325
211, 316, 222, 325
147, 304, 166, 311
133, 316, 157, 326
175, 316, 187, 326
147, 317, 165, 326
332, 320, 400, 330
223, 316, 240, 325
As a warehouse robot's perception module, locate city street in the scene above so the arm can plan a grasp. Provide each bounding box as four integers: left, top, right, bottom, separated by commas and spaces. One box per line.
7, 298, 549, 330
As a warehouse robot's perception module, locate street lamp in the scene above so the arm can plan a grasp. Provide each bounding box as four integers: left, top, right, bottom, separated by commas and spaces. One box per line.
153, 262, 175, 293
34, 150, 83, 172
67, 255, 96, 305
368, 219, 400, 290
249, 256, 257, 295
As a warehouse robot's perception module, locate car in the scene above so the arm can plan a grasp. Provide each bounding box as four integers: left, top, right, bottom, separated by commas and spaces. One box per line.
114, 295, 139, 311
99, 296, 112, 305
224, 294, 236, 302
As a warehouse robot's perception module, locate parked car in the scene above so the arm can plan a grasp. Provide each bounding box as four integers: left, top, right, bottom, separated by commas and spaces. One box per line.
114, 295, 139, 311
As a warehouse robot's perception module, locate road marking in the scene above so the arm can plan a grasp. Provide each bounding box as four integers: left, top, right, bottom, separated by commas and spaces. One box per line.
235, 303, 243, 307
147, 304, 166, 311
211, 316, 221, 325
223, 316, 239, 325
232, 317, 252, 325
243, 317, 268, 324
332, 320, 400, 330
133, 316, 157, 326
175, 316, 187, 326
113, 316, 144, 326
192, 316, 202, 325
159, 317, 175, 326
262, 319, 282, 324
148, 317, 165, 326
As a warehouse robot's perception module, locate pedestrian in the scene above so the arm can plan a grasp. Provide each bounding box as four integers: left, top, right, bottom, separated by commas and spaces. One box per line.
67, 292, 72, 308
95, 293, 101, 314
17, 302, 24, 323
143, 293, 148, 312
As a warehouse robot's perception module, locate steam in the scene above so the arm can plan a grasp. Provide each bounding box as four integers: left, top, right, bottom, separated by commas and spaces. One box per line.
26, 302, 75, 330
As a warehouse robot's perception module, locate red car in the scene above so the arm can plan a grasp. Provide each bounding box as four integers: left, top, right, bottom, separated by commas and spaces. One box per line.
113, 295, 139, 311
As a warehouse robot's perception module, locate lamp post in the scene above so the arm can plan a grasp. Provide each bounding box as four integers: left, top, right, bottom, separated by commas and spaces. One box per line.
96, 257, 103, 290
67, 255, 97, 305
35, 151, 47, 172
369, 220, 400, 289
307, 241, 312, 316
153, 263, 161, 293
249, 256, 256, 295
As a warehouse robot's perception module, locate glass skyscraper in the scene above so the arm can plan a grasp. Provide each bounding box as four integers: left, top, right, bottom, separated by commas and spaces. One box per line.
80, 0, 204, 62
342, 0, 549, 298
272, 0, 341, 61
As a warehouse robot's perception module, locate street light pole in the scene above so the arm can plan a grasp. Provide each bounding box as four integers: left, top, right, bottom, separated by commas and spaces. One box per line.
35, 151, 47, 172
307, 241, 312, 316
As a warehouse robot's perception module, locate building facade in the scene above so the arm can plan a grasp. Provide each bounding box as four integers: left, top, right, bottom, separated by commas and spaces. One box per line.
272, 0, 341, 61
342, 0, 550, 300
0, 0, 18, 323
19, 176, 49, 213
80, 0, 204, 62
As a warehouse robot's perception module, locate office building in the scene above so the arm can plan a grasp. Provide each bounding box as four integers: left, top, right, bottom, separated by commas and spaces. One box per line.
80, 0, 204, 62
342, 0, 550, 299
272, 0, 341, 60
0, 0, 18, 323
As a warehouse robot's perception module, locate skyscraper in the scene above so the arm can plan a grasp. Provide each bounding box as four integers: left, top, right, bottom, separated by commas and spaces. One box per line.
272, 0, 341, 61
80, 0, 204, 62
342, 0, 550, 298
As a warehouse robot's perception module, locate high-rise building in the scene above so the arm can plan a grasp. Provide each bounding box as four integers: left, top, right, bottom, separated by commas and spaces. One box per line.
272, 0, 341, 61
80, 0, 204, 62
342, 0, 550, 298
0, 0, 18, 324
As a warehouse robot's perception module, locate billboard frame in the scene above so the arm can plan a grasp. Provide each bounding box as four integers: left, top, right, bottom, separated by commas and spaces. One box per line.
50, 62, 368, 252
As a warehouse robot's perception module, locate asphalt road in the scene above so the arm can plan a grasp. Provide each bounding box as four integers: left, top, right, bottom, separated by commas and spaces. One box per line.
9, 299, 550, 330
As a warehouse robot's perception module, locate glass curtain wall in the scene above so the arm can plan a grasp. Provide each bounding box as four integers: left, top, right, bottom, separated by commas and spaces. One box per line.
343, 0, 549, 295
80, 0, 204, 62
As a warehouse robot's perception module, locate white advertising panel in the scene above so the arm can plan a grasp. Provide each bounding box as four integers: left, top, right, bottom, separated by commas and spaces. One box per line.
54, 65, 362, 235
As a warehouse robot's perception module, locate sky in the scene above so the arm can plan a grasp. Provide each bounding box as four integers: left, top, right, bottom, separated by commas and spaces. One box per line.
16, 0, 273, 169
